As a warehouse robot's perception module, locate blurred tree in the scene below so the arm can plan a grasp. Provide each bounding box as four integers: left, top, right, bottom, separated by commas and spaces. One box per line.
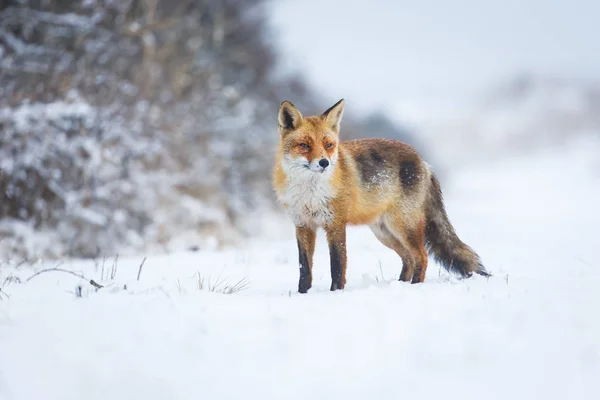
0, 0, 417, 259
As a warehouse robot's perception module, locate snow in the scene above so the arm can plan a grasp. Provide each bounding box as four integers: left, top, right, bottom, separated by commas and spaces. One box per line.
1, 138, 600, 400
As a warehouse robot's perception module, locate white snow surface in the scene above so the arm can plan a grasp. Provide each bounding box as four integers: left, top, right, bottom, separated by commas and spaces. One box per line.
1, 138, 600, 400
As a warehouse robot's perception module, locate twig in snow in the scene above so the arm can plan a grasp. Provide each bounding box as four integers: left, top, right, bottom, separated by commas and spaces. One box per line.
137, 257, 147, 281
0, 288, 10, 300
25, 267, 104, 289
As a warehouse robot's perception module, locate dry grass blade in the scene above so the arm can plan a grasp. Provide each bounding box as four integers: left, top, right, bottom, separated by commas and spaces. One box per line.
197, 271, 205, 290
210, 267, 227, 292
196, 271, 250, 294
224, 277, 251, 294
378, 260, 385, 282
101, 256, 107, 280
137, 257, 147, 281
110, 254, 119, 280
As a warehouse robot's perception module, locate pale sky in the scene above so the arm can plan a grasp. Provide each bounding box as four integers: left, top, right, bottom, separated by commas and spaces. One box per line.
270, 0, 600, 123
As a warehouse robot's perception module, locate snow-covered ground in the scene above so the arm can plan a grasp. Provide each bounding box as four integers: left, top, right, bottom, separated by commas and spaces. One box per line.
1, 137, 599, 400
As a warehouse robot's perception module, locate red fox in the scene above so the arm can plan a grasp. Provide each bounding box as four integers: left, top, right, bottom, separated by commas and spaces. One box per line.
273, 99, 489, 293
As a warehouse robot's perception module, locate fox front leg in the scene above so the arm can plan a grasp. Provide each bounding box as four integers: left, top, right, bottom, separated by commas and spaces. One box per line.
325, 224, 347, 291
296, 225, 316, 293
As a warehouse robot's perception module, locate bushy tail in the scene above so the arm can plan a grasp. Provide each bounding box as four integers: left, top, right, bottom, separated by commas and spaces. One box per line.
425, 174, 490, 278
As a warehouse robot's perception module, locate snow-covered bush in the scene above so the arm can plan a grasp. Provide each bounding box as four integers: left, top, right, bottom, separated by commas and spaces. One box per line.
0, 97, 154, 258
0, 0, 417, 260
0, 0, 287, 259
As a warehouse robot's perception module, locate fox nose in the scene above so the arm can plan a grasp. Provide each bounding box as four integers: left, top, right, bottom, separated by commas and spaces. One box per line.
318, 158, 329, 169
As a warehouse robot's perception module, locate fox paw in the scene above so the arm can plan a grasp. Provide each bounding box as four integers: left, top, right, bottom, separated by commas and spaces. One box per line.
298, 278, 312, 294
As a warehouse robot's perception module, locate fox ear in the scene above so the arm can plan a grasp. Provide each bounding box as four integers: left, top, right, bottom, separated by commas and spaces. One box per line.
278, 101, 303, 131
322, 98, 345, 131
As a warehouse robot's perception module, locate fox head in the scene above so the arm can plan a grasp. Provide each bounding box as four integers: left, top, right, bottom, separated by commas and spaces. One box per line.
277, 99, 345, 174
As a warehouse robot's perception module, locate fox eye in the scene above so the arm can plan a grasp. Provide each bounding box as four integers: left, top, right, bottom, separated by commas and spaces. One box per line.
325, 143, 333, 148
299, 143, 310, 150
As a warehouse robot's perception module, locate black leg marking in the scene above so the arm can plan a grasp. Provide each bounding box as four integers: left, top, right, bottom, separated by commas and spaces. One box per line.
329, 242, 343, 291
411, 262, 423, 284
297, 239, 312, 293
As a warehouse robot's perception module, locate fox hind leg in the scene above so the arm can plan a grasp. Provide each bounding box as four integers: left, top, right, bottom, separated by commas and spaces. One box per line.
379, 213, 429, 284
369, 220, 416, 282
324, 224, 347, 291
384, 214, 428, 284
407, 218, 428, 284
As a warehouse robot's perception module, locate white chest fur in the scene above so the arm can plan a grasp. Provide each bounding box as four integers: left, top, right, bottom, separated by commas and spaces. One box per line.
278, 160, 336, 227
